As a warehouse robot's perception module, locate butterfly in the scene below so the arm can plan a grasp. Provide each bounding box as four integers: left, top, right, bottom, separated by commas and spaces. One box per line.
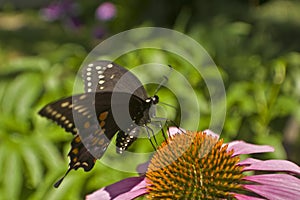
38, 60, 159, 187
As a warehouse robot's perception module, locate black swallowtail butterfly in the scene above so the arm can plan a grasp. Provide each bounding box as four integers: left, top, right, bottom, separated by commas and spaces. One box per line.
39, 60, 159, 187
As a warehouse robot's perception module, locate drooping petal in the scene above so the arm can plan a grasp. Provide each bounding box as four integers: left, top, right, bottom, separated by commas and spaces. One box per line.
114, 180, 147, 200
244, 174, 300, 187
243, 174, 300, 199
233, 193, 265, 200
239, 158, 300, 175
226, 141, 274, 156
136, 161, 149, 175
86, 176, 147, 200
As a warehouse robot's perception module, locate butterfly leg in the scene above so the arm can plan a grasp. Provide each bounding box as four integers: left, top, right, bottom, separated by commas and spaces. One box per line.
148, 117, 169, 144
145, 125, 157, 151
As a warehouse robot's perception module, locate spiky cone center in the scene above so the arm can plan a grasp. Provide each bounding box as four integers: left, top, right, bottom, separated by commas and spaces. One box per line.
146, 131, 244, 199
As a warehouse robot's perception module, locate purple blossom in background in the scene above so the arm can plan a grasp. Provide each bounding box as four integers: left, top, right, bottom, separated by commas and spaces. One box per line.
40, 3, 62, 21
93, 26, 106, 39
40, 0, 81, 29
40, 1, 116, 37
96, 2, 117, 21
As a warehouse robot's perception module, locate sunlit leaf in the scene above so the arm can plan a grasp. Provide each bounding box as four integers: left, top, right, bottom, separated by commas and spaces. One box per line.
21, 145, 43, 187
33, 139, 63, 170
15, 73, 43, 120
0, 144, 8, 181
3, 150, 22, 200
2, 57, 49, 74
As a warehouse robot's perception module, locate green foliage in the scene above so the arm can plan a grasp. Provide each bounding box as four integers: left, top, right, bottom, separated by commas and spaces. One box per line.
0, 0, 299, 199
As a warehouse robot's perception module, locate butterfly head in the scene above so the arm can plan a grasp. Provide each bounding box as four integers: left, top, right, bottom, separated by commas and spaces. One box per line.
146, 95, 159, 105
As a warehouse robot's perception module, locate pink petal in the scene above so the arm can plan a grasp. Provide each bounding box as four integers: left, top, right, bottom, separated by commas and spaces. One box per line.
167, 127, 186, 138
203, 129, 220, 139
226, 141, 274, 156
233, 193, 265, 200
244, 174, 300, 186
239, 158, 300, 175
114, 179, 147, 200
243, 174, 300, 199
86, 187, 110, 200
136, 161, 149, 175
86, 176, 147, 200
167, 127, 220, 139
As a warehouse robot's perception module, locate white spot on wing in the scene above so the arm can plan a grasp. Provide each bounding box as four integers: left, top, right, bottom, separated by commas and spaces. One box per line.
107, 64, 113, 68
79, 95, 86, 100
99, 80, 105, 84
96, 66, 101, 70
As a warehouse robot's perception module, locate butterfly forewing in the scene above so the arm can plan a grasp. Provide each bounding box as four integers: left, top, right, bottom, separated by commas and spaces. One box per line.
81, 61, 152, 152
82, 60, 148, 98
39, 96, 78, 135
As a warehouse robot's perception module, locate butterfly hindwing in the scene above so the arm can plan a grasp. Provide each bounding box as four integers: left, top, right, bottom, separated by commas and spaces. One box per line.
53, 135, 96, 188
68, 135, 96, 172
116, 128, 139, 154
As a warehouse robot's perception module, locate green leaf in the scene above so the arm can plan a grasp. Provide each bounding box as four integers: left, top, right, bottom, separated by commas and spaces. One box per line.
15, 73, 43, 120
0, 113, 29, 135
1, 57, 50, 74
0, 81, 8, 105
1, 72, 43, 120
21, 144, 43, 187
34, 139, 63, 170
3, 150, 22, 200
0, 144, 8, 182
38, 172, 85, 200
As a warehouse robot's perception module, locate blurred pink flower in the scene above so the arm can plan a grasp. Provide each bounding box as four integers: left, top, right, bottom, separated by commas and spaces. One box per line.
96, 2, 117, 21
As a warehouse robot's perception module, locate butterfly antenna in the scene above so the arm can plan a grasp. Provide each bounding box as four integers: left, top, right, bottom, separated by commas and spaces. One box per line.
159, 101, 177, 110
54, 167, 72, 188
153, 65, 173, 95
162, 128, 168, 143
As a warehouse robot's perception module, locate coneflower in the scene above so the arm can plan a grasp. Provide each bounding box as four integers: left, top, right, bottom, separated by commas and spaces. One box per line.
86, 128, 300, 200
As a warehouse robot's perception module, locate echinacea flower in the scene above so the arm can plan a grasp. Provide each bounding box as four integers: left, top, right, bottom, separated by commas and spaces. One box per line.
86, 128, 300, 200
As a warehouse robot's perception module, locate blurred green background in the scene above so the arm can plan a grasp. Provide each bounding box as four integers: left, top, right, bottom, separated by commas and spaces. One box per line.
0, 0, 300, 199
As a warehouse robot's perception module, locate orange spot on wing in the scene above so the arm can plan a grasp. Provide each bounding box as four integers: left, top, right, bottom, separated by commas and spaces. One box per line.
99, 111, 108, 121
99, 120, 105, 128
